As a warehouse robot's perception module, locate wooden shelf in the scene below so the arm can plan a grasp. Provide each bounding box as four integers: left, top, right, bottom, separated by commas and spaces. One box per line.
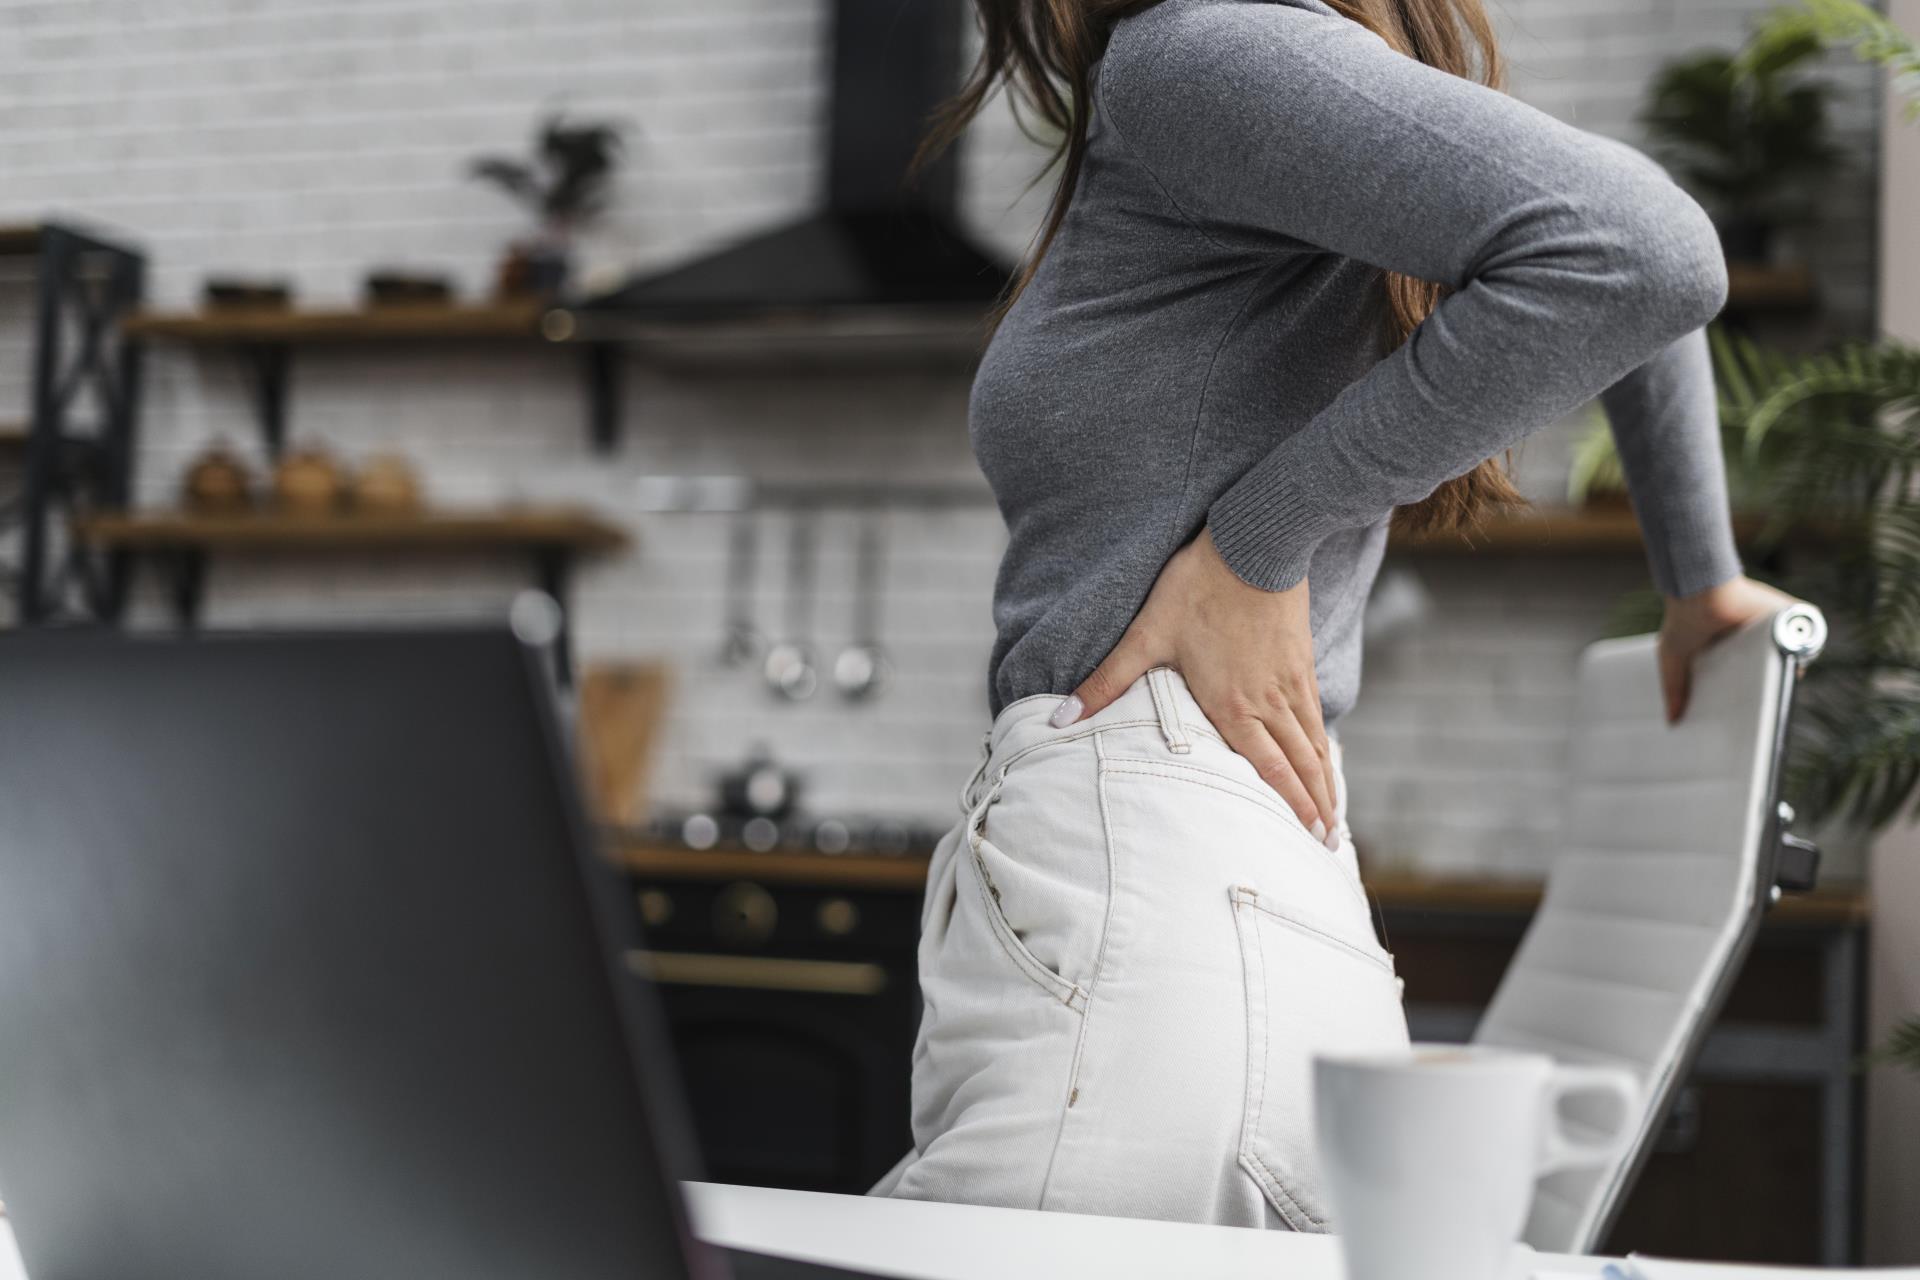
1388, 507, 1765, 557
122, 301, 554, 344
1389, 506, 1645, 554
71, 507, 627, 681
72, 507, 626, 553
122, 301, 616, 454
1725, 262, 1818, 314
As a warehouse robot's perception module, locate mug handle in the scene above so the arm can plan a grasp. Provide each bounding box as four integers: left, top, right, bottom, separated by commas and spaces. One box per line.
1536, 1064, 1641, 1176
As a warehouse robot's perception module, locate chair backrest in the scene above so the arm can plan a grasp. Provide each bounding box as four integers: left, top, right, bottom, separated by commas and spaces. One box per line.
1472, 604, 1826, 1254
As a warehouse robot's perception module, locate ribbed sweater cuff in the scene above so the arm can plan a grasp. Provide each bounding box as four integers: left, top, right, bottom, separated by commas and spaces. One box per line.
1643, 502, 1744, 600
1207, 476, 1333, 593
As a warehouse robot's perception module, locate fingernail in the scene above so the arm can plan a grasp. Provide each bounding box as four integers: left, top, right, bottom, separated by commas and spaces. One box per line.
1049, 695, 1084, 729
1310, 819, 1327, 843
1324, 827, 1341, 852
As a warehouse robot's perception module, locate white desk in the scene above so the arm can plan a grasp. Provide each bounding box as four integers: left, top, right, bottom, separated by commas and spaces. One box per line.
683, 1182, 1614, 1279
0, 1184, 1614, 1280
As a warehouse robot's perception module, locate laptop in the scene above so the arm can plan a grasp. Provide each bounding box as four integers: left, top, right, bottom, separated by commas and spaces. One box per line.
0, 624, 885, 1280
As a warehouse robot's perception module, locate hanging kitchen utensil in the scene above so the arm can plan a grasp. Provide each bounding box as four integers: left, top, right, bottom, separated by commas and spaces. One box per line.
718, 510, 765, 668
834, 509, 891, 701
762, 508, 818, 701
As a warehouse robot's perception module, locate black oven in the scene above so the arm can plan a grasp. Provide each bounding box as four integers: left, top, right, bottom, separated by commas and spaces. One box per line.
618, 858, 926, 1194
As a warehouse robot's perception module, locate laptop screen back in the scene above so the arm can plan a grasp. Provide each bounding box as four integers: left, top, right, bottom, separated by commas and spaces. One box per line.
0, 629, 704, 1280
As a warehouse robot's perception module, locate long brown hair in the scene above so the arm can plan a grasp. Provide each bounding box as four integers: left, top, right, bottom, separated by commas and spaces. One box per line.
921, 0, 1524, 534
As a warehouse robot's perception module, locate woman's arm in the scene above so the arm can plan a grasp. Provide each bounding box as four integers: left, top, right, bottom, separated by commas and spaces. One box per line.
1060, 2, 1744, 834
1601, 328, 1744, 600
1603, 328, 1786, 721
1091, 2, 1729, 590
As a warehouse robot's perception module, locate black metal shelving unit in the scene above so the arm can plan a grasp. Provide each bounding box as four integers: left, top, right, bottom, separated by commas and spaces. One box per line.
0, 221, 146, 626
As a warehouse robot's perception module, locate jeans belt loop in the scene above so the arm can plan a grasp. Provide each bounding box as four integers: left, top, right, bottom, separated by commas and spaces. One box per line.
1147, 667, 1193, 756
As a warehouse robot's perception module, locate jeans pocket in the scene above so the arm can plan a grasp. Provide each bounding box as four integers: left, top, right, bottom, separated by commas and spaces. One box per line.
1230, 885, 1409, 1232
966, 788, 1087, 1012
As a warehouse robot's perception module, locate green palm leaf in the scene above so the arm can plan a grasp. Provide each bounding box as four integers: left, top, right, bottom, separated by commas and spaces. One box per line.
1755, 0, 1920, 120
1870, 1018, 1920, 1076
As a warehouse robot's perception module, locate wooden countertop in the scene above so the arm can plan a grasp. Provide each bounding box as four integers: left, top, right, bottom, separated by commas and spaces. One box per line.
1364, 871, 1869, 926
605, 843, 931, 892
603, 840, 1869, 926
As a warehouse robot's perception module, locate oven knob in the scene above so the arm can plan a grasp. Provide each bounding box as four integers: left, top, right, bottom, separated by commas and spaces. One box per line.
817, 897, 860, 937
713, 881, 777, 947
681, 813, 720, 850
637, 889, 675, 929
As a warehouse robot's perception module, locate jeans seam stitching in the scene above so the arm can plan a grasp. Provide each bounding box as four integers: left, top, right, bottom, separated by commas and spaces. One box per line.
967, 785, 1085, 1010
1100, 762, 1369, 911
1104, 759, 1301, 827
992, 718, 1231, 777
1239, 894, 1395, 975
1233, 890, 1329, 1231
1037, 731, 1119, 1212
969, 849, 1084, 1008
994, 718, 1160, 773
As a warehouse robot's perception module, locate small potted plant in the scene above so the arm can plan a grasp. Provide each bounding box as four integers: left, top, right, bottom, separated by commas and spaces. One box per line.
1641, 26, 1844, 264
470, 112, 624, 298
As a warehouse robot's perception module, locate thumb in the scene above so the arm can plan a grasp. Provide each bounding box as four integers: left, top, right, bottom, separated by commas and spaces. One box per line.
1658, 639, 1691, 725
1055, 629, 1156, 727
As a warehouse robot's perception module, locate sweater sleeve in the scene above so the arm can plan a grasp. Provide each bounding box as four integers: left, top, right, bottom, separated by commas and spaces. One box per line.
1098, 0, 1731, 592
1600, 328, 1744, 598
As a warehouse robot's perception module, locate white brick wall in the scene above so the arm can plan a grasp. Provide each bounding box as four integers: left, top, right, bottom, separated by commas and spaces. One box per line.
0, 0, 1882, 871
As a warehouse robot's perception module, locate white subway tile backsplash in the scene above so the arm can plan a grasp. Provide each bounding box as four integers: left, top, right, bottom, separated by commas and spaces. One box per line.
0, 0, 1879, 869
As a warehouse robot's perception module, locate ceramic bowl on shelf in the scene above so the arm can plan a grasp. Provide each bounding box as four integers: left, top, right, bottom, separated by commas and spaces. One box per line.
272, 447, 346, 515
180, 442, 255, 513
351, 453, 423, 515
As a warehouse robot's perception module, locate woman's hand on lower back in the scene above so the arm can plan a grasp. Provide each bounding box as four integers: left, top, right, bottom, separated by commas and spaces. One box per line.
1658, 575, 1801, 723
1052, 527, 1339, 849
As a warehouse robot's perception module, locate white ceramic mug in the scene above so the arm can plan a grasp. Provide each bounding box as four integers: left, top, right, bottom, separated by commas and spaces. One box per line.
1313, 1044, 1640, 1280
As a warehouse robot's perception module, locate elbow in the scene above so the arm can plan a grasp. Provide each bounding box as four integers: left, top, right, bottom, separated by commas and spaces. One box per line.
1596, 174, 1728, 343
1629, 190, 1727, 335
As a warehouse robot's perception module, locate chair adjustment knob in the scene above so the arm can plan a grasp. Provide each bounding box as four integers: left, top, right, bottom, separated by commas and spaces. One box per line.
1776, 831, 1821, 893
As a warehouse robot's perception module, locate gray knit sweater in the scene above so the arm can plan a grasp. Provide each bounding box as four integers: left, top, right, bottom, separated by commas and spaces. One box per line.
973, 0, 1743, 718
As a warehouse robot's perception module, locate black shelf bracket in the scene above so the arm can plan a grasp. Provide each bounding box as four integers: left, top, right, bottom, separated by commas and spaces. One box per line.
246, 344, 291, 460
159, 549, 209, 627
13, 221, 147, 627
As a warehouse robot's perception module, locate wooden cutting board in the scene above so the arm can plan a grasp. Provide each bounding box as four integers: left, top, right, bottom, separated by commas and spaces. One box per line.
577, 663, 671, 826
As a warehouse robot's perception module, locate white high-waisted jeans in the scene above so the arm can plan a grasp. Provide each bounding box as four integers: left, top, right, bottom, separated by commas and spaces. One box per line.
875, 668, 1409, 1228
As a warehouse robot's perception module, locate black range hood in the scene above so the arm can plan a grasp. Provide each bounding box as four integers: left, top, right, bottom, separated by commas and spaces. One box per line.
584, 0, 1012, 325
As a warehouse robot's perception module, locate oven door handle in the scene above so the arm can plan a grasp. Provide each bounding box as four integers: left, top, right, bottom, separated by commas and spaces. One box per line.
626, 949, 890, 996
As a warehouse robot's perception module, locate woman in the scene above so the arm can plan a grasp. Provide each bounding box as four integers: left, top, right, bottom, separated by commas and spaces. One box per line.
878, 0, 1793, 1229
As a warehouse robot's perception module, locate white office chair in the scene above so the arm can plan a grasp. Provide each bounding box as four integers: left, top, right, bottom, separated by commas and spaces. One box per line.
1472, 604, 1827, 1255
